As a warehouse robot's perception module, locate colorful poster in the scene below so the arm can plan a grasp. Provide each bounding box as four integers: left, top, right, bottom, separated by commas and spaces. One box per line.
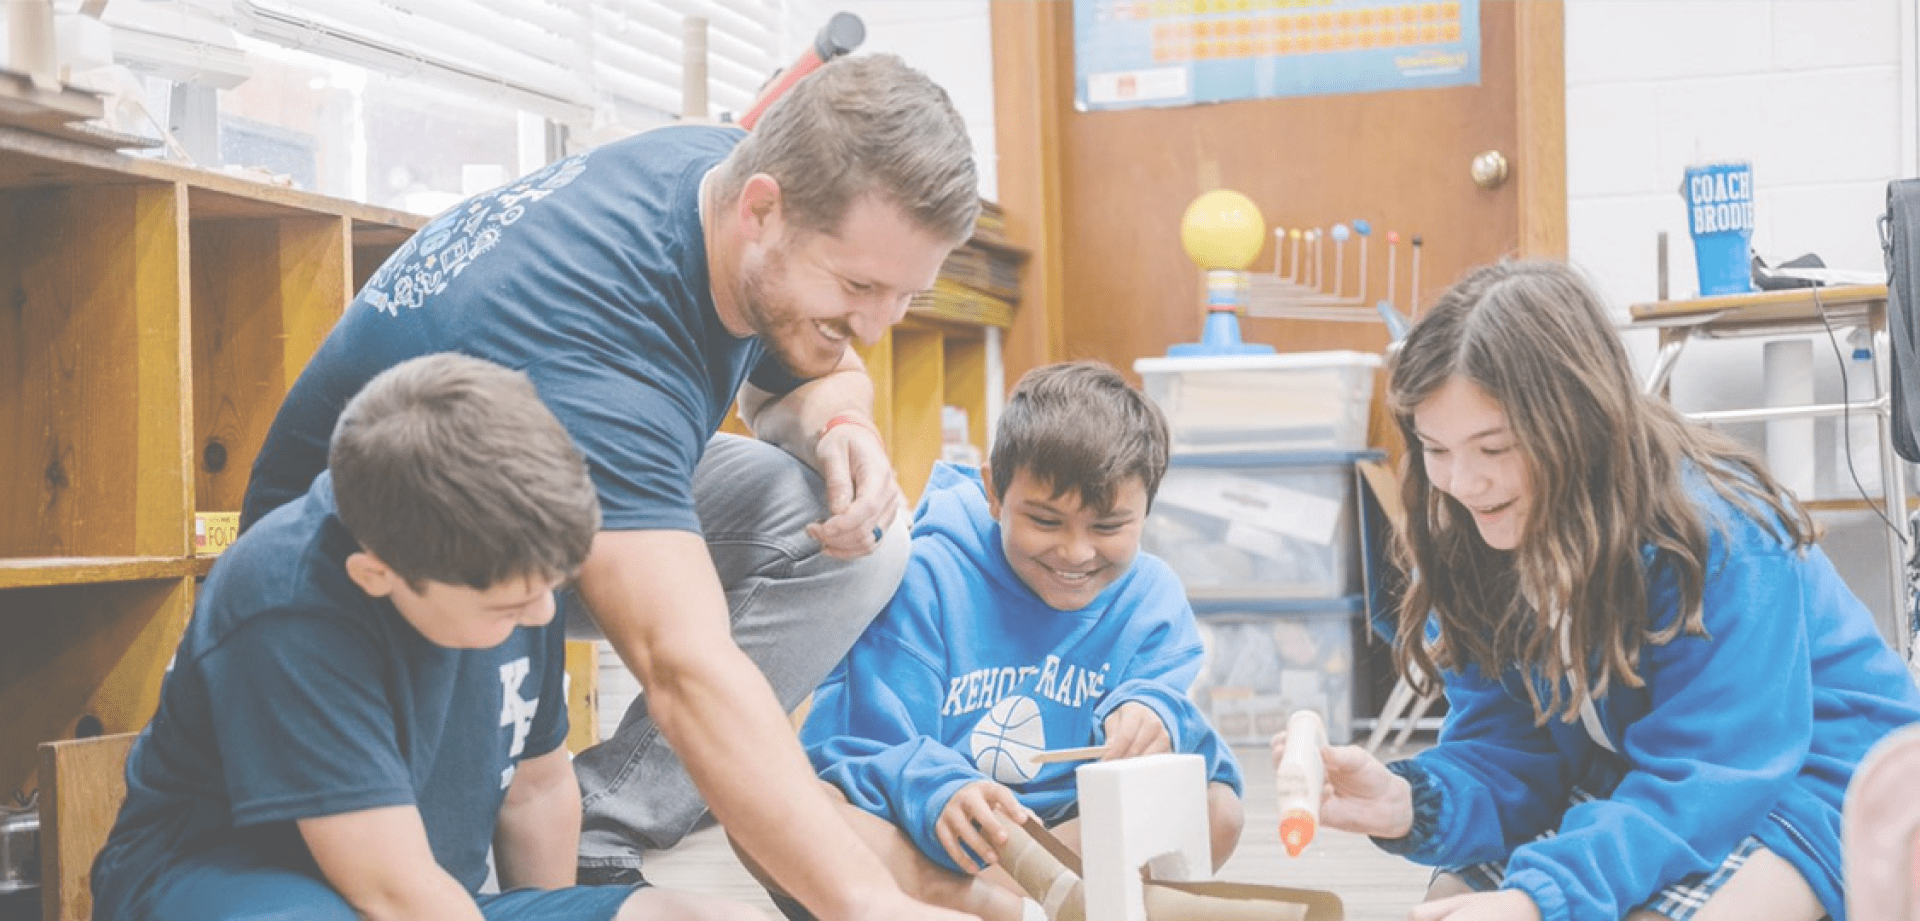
1074, 0, 1480, 111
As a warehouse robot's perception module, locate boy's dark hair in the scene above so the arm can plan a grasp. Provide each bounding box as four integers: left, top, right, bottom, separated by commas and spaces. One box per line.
713, 53, 980, 245
329, 353, 601, 590
989, 361, 1170, 513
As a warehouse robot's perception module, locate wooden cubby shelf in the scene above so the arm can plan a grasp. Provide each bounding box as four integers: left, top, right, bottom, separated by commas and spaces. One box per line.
0, 558, 198, 591
2, 125, 1016, 810
0, 125, 422, 801
855, 312, 1001, 502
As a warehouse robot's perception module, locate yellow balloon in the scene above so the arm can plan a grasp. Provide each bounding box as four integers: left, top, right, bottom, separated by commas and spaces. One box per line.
1180, 189, 1266, 271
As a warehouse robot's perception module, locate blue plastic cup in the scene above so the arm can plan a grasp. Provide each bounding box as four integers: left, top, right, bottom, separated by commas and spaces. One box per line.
1684, 161, 1755, 296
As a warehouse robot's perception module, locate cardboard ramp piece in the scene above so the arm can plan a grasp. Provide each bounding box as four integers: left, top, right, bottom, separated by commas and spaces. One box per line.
993, 815, 1342, 921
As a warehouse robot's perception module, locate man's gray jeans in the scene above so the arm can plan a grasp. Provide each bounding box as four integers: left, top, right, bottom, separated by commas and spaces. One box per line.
570, 433, 909, 868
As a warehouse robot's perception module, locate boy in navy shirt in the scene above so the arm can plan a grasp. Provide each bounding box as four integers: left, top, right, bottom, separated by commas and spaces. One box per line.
92, 353, 764, 921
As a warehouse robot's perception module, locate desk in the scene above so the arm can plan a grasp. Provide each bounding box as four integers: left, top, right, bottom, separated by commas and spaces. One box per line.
1628, 285, 1910, 658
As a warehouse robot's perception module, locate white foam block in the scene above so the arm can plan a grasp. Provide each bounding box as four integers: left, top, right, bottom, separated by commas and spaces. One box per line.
1078, 753, 1211, 921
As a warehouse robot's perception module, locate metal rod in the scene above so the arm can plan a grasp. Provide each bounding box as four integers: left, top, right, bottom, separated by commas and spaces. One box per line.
1384, 232, 1398, 310
1354, 223, 1370, 304
1640, 337, 1688, 395
1331, 224, 1348, 298
1409, 234, 1424, 318
1873, 325, 1913, 661
1657, 231, 1670, 301
1683, 397, 1889, 425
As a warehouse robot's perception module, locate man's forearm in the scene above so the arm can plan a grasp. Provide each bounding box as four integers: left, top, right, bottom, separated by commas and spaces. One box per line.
582, 531, 902, 919
648, 640, 899, 917
739, 357, 875, 462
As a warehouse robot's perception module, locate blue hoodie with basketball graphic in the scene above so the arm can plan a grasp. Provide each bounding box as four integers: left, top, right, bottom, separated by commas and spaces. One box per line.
800, 463, 1242, 872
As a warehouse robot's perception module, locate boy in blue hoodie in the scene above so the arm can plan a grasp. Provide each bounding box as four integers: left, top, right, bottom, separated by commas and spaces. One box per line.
792, 361, 1244, 921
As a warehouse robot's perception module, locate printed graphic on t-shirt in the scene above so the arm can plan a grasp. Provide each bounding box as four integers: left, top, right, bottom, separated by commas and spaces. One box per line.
363, 151, 593, 316
498, 657, 539, 788
943, 654, 1111, 719
971, 695, 1047, 784
953, 654, 1115, 784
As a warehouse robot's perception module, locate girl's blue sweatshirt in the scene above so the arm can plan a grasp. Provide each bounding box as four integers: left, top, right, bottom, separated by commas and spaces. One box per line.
1385, 484, 1920, 921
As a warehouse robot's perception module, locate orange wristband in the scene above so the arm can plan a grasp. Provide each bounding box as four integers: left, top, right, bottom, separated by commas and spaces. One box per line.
818, 411, 881, 443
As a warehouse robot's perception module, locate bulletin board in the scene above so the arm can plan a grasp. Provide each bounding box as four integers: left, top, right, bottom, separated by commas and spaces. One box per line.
1074, 0, 1480, 111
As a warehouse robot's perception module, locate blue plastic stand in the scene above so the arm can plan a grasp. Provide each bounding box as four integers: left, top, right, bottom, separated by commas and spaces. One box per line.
1167, 309, 1275, 357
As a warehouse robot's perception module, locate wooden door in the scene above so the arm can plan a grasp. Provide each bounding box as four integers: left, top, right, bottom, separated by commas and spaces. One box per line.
991, 0, 1564, 414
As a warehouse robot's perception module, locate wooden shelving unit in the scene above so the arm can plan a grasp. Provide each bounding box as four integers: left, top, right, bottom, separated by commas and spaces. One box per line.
869, 216, 1019, 500
0, 125, 422, 803
859, 311, 1000, 501
2, 125, 1017, 805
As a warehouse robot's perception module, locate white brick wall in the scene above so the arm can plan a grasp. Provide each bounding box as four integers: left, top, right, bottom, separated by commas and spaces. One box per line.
784, 0, 999, 202
1566, 0, 1914, 636
1567, 0, 1905, 315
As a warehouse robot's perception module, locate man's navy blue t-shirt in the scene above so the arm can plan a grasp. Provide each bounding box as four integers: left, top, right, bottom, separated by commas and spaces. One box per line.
240, 124, 767, 534
91, 472, 568, 919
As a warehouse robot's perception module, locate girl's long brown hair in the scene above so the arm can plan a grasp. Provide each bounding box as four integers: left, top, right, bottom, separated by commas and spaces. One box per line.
1388, 261, 1815, 723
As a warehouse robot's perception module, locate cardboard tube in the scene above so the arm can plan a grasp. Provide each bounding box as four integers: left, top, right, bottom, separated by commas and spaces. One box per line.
994, 817, 1315, 921
995, 817, 1085, 921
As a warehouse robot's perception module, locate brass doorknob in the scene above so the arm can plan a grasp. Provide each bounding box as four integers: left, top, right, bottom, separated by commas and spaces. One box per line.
1471, 150, 1510, 190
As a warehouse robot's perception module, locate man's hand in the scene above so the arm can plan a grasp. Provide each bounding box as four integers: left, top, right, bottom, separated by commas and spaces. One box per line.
1408, 890, 1543, 921
934, 780, 1032, 874
1100, 702, 1172, 760
806, 417, 903, 559
1269, 734, 1414, 839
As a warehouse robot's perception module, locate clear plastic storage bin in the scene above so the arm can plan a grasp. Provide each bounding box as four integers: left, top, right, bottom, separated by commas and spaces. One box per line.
1144, 453, 1362, 600
1192, 602, 1362, 744
1134, 351, 1380, 455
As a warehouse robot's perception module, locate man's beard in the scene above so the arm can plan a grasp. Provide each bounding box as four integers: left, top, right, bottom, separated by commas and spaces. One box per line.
738, 245, 845, 379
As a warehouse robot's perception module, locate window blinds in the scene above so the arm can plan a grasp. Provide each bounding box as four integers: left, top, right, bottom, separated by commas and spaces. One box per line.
229, 0, 783, 128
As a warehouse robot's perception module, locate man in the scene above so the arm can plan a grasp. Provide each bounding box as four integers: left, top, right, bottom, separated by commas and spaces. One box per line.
241, 54, 981, 921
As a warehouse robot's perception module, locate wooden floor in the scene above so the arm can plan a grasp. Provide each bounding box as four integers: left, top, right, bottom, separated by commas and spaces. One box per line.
646, 742, 1436, 920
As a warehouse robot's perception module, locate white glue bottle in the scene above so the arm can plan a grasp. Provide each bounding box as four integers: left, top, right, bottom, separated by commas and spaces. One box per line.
1276, 709, 1327, 857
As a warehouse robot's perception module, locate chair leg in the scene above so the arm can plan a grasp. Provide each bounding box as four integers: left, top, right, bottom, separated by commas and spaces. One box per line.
1365, 679, 1417, 755
1390, 691, 1440, 753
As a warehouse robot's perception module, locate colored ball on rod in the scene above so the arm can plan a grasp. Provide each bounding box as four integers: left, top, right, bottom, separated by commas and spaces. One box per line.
1179, 189, 1266, 271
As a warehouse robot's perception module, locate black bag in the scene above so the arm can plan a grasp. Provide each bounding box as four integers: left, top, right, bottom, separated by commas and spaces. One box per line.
1883, 179, 1920, 462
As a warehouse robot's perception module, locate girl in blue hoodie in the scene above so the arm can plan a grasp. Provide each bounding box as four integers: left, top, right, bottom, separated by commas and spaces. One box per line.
795, 361, 1244, 921
1280, 261, 1920, 921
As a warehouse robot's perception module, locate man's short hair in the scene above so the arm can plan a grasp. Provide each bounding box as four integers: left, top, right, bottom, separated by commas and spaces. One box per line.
989, 361, 1171, 513
329, 353, 600, 589
717, 53, 979, 244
